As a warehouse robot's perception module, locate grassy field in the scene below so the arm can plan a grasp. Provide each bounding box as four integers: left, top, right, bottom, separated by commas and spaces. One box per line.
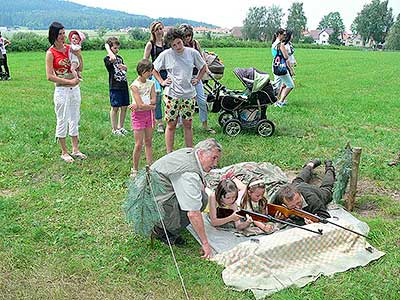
0, 48, 399, 300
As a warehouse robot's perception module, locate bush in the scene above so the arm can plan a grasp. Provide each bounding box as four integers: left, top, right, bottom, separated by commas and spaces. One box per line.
5, 32, 366, 52
8, 32, 48, 52
301, 36, 315, 44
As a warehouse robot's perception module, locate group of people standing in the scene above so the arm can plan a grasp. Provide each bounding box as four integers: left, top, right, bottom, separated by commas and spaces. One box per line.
45, 20, 216, 177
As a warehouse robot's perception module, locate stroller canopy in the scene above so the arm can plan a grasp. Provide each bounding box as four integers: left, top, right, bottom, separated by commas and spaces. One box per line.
233, 68, 271, 93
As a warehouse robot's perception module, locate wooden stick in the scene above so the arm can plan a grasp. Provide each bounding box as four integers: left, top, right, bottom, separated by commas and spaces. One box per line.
346, 147, 362, 211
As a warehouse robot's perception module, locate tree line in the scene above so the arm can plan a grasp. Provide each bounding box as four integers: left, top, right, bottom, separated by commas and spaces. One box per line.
0, 0, 215, 30
241, 0, 400, 50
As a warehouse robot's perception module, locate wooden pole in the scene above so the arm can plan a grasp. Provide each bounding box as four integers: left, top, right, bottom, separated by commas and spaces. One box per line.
346, 147, 362, 211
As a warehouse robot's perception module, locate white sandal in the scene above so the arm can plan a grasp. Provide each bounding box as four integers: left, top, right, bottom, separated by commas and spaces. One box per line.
71, 151, 87, 160
61, 153, 74, 163
130, 168, 138, 179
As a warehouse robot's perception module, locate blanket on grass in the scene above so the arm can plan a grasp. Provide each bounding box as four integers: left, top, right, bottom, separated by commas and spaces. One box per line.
187, 162, 385, 299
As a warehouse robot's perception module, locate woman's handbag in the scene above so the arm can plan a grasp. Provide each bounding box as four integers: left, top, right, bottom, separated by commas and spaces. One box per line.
273, 44, 288, 76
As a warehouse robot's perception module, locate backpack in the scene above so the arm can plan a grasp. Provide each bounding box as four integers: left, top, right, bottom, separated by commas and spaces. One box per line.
273, 43, 287, 76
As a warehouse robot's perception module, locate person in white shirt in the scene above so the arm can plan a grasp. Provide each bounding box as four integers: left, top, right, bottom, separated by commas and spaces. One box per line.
0, 31, 11, 80
152, 28, 207, 153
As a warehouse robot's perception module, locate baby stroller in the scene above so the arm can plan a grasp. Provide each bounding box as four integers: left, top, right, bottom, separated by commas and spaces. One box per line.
205, 67, 277, 137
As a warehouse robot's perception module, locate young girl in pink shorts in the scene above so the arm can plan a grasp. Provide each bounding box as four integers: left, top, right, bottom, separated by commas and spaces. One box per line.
129, 59, 156, 178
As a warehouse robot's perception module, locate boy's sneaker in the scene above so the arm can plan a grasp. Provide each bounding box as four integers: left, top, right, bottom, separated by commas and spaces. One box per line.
157, 123, 165, 133
112, 129, 123, 136
119, 128, 129, 135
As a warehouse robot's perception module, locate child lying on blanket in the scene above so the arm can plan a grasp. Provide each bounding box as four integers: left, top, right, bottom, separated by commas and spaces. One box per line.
208, 179, 253, 230
209, 172, 275, 233
238, 177, 275, 233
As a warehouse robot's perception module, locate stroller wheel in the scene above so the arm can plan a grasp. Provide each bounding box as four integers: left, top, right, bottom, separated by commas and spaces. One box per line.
218, 112, 234, 127
256, 120, 275, 137
223, 119, 242, 137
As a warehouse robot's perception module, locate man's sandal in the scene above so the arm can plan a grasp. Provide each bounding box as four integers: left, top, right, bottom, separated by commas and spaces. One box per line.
61, 153, 74, 163
71, 151, 87, 160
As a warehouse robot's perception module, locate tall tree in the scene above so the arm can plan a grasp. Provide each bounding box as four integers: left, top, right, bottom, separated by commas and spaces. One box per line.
242, 6, 268, 41
286, 2, 307, 42
385, 14, 400, 50
351, 0, 394, 44
317, 12, 345, 45
264, 5, 284, 42
242, 5, 283, 41
318, 12, 345, 31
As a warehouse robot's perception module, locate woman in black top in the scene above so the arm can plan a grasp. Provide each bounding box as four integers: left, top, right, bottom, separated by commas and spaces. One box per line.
144, 21, 168, 133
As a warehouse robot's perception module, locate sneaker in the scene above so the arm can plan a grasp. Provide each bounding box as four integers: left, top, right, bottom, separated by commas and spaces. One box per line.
157, 123, 164, 133
274, 101, 284, 108
119, 128, 129, 135
112, 129, 123, 136
280, 101, 287, 106
130, 168, 138, 179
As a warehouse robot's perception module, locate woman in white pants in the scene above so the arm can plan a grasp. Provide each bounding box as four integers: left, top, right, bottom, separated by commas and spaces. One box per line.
46, 21, 86, 163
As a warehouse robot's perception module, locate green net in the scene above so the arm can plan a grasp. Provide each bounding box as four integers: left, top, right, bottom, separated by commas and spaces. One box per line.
332, 144, 353, 203
124, 167, 165, 237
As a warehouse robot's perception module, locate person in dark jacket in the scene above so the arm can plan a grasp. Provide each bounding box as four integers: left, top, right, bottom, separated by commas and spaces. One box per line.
273, 159, 335, 225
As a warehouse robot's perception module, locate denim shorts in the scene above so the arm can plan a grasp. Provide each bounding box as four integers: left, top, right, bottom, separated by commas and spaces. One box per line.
278, 73, 295, 89
110, 88, 130, 107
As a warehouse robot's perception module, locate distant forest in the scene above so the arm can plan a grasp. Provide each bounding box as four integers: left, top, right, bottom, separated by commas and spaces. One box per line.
0, 0, 216, 29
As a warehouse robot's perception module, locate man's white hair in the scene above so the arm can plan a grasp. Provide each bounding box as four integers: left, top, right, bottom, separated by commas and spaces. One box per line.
194, 138, 222, 153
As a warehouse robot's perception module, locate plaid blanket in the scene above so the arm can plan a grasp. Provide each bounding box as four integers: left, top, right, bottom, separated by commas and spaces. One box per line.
188, 162, 385, 298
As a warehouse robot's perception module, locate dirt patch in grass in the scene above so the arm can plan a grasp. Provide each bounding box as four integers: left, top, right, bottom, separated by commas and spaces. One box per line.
0, 189, 19, 197
357, 179, 400, 202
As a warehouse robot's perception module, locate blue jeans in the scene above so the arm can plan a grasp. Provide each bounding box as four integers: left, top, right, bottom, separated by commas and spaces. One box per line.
195, 80, 207, 123
155, 92, 162, 121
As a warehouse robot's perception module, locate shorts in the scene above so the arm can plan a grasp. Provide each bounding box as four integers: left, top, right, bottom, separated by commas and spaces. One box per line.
131, 110, 155, 130
277, 73, 295, 89
163, 95, 195, 122
110, 88, 130, 107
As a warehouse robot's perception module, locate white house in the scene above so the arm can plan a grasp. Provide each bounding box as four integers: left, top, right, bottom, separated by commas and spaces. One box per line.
304, 28, 335, 45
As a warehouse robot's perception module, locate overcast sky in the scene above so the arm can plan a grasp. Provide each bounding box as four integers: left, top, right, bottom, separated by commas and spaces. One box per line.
69, 0, 400, 31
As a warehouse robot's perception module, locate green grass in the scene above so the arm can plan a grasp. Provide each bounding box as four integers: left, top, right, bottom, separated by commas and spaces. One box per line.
0, 48, 399, 300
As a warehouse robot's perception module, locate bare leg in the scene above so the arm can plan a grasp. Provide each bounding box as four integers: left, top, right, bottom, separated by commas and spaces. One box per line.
182, 118, 193, 148
133, 129, 144, 171
144, 127, 153, 165
59, 137, 69, 155
118, 106, 128, 129
280, 87, 293, 102
71, 135, 79, 153
110, 107, 119, 131
165, 119, 178, 153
